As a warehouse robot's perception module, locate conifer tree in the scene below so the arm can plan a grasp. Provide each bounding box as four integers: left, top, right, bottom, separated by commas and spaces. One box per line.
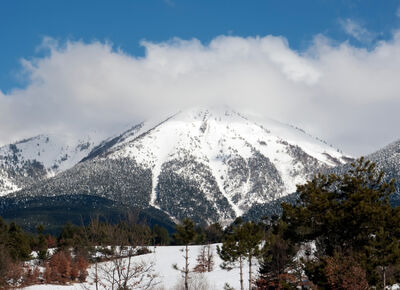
257, 232, 297, 288
282, 157, 400, 287
36, 224, 48, 261
218, 232, 246, 290
365, 226, 400, 288
8, 222, 31, 261
240, 221, 264, 289
151, 224, 170, 246
218, 220, 264, 290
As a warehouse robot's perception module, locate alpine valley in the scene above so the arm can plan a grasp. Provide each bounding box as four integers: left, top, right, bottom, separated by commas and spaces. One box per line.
0, 107, 359, 229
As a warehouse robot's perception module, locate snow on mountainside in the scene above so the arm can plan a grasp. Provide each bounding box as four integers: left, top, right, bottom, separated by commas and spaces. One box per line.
103, 107, 351, 221
366, 139, 400, 178
331, 139, 400, 187
0, 133, 105, 196
0, 107, 352, 223
363, 140, 400, 198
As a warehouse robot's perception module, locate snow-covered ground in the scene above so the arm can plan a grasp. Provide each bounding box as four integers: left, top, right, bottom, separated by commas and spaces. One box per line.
23, 244, 253, 290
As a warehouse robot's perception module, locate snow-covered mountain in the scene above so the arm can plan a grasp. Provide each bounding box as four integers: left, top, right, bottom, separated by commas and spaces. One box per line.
0, 107, 352, 223
361, 140, 400, 199
366, 139, 400, 179
0, 133, 104, 196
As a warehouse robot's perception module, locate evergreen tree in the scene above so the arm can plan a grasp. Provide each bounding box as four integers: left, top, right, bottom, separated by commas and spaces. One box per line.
36, 224, 48, 260
151, 224, 170, 246
282, 157, 400, 287
240, 221, 264, 289
365, 226, 400, 288
8, 222, 31, 261
257, 231, 297, 289
218, 231, 246, 290
218, 220, 264, 290
204, 222, 224, 243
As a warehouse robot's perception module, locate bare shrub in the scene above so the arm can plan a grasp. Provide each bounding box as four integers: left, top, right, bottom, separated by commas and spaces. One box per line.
193, 244, 214, 273
173, 272, 216, 290
325, 252, 369, 290
97, 248, 159, 290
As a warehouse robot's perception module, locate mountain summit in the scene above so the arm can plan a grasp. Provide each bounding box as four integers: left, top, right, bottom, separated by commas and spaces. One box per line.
0, 107, 352, 223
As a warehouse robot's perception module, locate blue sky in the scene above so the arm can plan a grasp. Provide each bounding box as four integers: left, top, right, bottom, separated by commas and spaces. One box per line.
1, 0, 399, 91
1, 0, 400, 155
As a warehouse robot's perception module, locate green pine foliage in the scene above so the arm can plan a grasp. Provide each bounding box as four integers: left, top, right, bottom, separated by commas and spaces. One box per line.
257, 219, 298, 289
281, 157, 400, 287
7, 222, 32, 261
173, 218, 197, 245
151, 224, 170, 245
218, 220, 264, 290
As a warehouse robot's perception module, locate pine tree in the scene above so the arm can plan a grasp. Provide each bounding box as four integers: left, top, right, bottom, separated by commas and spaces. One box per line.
240, 221, 264, 289
218, 232, 246, 290
218, 220, 263, 290
257, 231, 297, 289
7, 222, 31, 261
282, 157, 400, 287
152, 224, 170, 246
36, 224, 48, 261
365, 226, 400, 288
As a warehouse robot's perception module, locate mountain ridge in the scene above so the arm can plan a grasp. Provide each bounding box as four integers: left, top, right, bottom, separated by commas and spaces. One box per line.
0, 107, 352, 223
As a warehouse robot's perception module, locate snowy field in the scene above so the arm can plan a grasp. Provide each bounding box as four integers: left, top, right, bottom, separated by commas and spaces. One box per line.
24, 244, 252, 290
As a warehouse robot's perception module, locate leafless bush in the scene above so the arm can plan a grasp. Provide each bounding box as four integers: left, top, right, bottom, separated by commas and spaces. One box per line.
172, 272, 216, 290
97, 250, 159, 290
193, 244, 214, 273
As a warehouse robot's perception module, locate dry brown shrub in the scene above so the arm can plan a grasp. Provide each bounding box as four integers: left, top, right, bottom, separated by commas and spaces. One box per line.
325, 252, 369, 290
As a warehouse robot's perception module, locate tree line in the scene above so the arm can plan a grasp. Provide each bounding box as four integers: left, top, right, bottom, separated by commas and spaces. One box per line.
0, 209, 225, 287
1, 157, 400, 289
173, 158, 400, 289
215, 158, 400, 289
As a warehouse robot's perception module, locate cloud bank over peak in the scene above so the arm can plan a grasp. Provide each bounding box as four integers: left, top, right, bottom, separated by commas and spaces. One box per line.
1, 33, 400, 156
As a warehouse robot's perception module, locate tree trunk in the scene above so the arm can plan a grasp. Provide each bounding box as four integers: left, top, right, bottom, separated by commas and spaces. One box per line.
239, 255, 244, 290
111, 269, 115, 290
185, 244, 189, 290
207, 244, 211, 272
95, 261, 99, 290
249, 254, 252, 290
383, 266, 386, 290
123, 254, 132, 289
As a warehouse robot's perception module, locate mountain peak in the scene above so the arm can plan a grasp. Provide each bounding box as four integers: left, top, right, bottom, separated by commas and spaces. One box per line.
0, 107, 353, 223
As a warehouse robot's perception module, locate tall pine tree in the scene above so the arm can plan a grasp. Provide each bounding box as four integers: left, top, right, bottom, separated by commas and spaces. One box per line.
218, 220, 264, 290
282, 157, 400, 287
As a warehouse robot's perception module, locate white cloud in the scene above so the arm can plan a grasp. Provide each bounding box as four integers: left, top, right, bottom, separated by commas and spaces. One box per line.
1, 34, 400, 156
339, 18, 375, 43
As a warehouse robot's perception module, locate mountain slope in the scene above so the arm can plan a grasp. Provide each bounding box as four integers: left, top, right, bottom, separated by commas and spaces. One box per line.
104, 108, 349, 220
364, 140, 400, 205
1, 107, 352, 223
0, 133, 106, 196
366, 139, 400, 180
